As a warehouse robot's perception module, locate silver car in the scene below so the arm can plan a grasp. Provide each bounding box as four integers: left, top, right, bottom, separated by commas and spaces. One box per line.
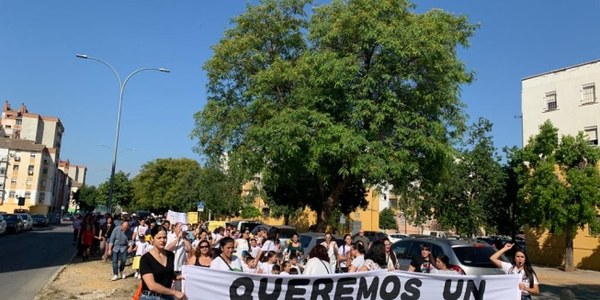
392, 237, 509, 275
17, 213, 33, 231
0, 214, 6, 235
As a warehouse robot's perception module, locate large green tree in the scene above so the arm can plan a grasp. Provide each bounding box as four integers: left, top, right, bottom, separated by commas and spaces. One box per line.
379, 207, 398, 231
432, 119, 506, 236
97, 171, 133, 211
131, 158, 202, 212
192, 0, 476, 231
516, 121, 600, 272
73, 185, 100, 212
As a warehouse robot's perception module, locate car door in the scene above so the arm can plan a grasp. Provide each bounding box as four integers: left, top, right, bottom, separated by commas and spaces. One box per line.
392, 240, 413, 270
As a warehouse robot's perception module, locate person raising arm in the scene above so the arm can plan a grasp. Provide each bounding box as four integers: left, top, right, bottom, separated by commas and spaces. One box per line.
490, 243, 539, 298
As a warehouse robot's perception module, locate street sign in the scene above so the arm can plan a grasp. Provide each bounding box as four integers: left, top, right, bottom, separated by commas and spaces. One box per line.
339, 215, 346, 224
17, 196, 25, 206
197, 201, 205, 212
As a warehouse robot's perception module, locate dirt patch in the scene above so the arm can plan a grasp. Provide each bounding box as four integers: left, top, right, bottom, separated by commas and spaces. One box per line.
36, 256, 138, 300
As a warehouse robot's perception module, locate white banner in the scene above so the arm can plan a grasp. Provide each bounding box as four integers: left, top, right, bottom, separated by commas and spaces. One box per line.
167, 210, 188, 224
182, 266, 521, 300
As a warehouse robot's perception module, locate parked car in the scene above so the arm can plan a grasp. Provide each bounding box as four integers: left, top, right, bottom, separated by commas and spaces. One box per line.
31, 214, 49, 227
298, 232, 344, 260
62, 213, 74, 222
0, 214, 6, 235
17, 213, 33, 231
5, 214, 25, 233
229, 220, 263, 233
352, 230, 387, 244
251, 225, 298, 245
392, 237, 510, 275
388, 233, 409, 243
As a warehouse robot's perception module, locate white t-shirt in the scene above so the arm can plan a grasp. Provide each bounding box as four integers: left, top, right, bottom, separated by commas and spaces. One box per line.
250, 245, 260, 258
210, 255, 243, 272
167, 232, 187, 272
261, 240, 278, 252
303, 257, 332, 275
501, 262, 539, 296
350, 255, 365, 271
135, 241, 151, 256
321, 241, 338, 269
258, 262, 275, 274
338, 244, 351, 268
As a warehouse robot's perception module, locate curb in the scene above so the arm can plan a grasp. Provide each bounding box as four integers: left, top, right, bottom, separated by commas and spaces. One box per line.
33, 245, 77, 300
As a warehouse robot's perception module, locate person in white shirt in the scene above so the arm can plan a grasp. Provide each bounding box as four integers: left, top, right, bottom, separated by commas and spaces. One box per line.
320, 233, 338, 272
166, 223, 191, 291
258, 251, 278, 274
490, 243, 540, 298
303, 245, 333, 275
210, 237, 243, 271
349, 242, 366, 272
431, 254, 461, 275
249, 238, 260, 258
337, 234, 353, 272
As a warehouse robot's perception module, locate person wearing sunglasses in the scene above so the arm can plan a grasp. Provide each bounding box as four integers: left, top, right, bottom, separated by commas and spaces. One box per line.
187, 240, 212, 267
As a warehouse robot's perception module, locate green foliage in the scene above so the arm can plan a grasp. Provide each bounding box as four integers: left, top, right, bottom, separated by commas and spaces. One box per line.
430, 118, 506, 236
516, 120, 600, 270
97, 171, 133, 211
379, 208, 398, 230
75, 185, 100, 212
240, 206, 262, 219
192, 0, 476, 230
196, 165, 247, 218
131, 158, 202, 212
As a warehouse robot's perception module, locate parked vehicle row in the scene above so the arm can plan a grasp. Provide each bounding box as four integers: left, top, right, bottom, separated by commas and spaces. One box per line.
0, 212, 52, 235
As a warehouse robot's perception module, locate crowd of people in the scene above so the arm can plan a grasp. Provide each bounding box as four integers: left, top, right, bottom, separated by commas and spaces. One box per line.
71, 213, 539, 300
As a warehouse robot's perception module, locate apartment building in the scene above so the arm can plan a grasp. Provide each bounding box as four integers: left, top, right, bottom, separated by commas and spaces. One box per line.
58, 160, 87, 212
0, 102, 74, 215
522, 59, 600, 270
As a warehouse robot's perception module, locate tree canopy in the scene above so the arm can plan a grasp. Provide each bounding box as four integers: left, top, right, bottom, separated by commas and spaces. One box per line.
516, 120, 600, 271
192, 0, 476, 230
379, 207, 398, 231
97, 171, 133, 211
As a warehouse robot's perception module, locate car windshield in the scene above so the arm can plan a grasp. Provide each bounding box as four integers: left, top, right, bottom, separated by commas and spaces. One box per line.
32, 214, 45, 218
452, 246, 502, 268
278, 228, 296, 239
6, 215, 17, 220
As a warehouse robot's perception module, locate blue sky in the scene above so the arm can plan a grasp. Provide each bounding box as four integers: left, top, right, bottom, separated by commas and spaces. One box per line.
1, 1, 599, 186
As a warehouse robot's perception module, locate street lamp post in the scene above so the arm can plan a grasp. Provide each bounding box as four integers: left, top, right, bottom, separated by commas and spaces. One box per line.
76, 54, 169, 214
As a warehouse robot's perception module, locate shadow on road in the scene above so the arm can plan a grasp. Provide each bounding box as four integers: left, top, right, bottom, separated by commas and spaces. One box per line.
540, 283, 600, 300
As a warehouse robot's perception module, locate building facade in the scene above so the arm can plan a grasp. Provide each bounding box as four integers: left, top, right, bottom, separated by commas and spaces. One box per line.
0, 102, 78, 216
58, 160, 87, 213
522, 60, 600, 271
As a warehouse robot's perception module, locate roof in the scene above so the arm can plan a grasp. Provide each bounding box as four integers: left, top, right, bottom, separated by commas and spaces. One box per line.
0, 138, 46, 152
522, 58, 600, 81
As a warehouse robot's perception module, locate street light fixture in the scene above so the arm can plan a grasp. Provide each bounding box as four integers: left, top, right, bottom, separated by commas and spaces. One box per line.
76, 54, 169, 214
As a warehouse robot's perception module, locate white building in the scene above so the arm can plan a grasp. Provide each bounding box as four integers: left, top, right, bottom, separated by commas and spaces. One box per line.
522, 59, 600, 145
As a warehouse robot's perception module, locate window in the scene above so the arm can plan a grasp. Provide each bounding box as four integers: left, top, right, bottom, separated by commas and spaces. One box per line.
28, 165, 34, 175
26, 179, 32, 186
30, 153, 36, 158
42, 168, 48, 174
0, 168, 5, 175
15, 119, 22, 125
545, 92, 557, 111
5, 125, 11, 129
582, 84, 596, 104
12, 165, 19, 171
10, 179, 16, 185
588, 216, 600, 235
24, 192, 31, 198
8, 191, 15, 197
585, 127, 598, 145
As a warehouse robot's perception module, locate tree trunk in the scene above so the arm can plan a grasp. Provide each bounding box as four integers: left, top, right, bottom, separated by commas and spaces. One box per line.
564, 227, 574, 272
315, 178, 349, 232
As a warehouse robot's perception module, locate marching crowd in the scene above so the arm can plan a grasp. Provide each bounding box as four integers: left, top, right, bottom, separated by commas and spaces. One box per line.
71, 213, 539, 300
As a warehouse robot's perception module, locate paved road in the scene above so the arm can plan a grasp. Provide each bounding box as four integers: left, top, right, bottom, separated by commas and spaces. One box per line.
0, 223, 75, 300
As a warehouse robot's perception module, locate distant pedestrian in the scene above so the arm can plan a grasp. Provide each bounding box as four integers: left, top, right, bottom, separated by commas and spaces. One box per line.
99, 216, 115, 261
490, 243, 540, 299
108, 221, 133, 281
353, 229, 370, 249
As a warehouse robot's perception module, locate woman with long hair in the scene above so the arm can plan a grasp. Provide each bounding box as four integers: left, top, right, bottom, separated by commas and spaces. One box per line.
186, 240, 212, 267
210, 237, 243, 271
320, 233, 338, 272
284, 232, 304, 260
490, 243, 540, 299
99, 216, 115, 261
139, 225, 186, 300
382, 238, 398, 270
358, 240, 387, 271
337, 234, 353, 272
432, 254, 461, 274
303, 245, 332, 275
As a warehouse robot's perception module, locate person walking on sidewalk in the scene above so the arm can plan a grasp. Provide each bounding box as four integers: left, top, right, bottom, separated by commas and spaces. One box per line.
108, 221, 133, 281
490, 242, 540, 299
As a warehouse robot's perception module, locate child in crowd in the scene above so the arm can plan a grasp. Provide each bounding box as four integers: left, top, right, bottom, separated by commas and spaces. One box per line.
243, 256, 258, 274
249, 238, 260, 258
81, 223, 95, 261
288, 268, 299, 275
132, 235, 153, 279
280, 261, 292, 275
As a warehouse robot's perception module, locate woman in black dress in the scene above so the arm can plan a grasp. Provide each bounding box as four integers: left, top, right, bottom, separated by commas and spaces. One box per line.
139, 225, 186, 300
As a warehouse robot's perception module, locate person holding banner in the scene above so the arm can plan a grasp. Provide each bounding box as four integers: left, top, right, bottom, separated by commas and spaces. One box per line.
303, 245, 333, 275
210, 237, 243, 271
139, 225, 186, 300
348, 242, 366, 272
490, 243, 539, 299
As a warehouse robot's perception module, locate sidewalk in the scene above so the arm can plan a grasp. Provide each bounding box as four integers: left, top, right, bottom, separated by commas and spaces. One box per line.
36, 258, 600, 300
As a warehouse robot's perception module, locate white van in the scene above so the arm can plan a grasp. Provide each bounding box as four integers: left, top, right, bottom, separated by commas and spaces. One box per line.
423, 230, 458, 239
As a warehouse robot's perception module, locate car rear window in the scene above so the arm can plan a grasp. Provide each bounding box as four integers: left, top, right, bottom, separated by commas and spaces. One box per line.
452, 246, 499, 268
278, 228, 296, 239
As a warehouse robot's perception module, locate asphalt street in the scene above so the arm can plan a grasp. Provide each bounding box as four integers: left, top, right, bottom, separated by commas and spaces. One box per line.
0, 223, 75, 300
